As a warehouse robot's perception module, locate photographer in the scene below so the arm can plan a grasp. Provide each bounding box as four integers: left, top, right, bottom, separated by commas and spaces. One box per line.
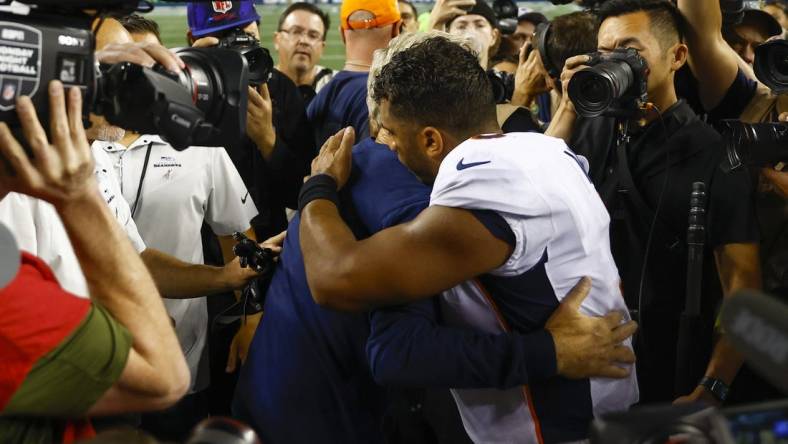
547, 0, 761, 405
681, 0, 788, 404
0, 81, 188, 443
187, 0, 315, 240
510, 11, 598, 125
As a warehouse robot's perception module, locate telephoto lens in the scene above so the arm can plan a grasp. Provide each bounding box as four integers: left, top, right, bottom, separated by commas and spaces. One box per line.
567, 48, 649, 118
754, 39, 788, 94
718, 120, 788, 172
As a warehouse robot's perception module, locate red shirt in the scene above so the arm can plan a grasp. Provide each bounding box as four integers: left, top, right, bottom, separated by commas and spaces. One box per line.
0, 252, 94, 442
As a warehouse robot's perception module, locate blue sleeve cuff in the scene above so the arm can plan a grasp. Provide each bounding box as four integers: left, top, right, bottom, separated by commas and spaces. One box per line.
520, 329, 558, 382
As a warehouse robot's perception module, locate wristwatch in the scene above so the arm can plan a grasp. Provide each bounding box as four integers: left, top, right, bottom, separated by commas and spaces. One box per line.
699, 377, 730, 403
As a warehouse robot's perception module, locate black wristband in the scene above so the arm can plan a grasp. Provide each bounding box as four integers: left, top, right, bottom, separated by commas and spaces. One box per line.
298, 174, 340, 212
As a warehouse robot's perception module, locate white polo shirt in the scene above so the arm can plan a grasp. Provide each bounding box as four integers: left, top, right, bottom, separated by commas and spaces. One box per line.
96, 134, 258, 392
0, 146, 147, 297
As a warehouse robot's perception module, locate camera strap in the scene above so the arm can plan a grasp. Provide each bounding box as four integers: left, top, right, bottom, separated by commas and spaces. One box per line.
131, 142, 154, 219
614, 134, 680, 250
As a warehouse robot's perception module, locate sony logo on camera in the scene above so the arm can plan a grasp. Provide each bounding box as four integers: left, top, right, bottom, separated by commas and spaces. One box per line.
57, 34, 87, 48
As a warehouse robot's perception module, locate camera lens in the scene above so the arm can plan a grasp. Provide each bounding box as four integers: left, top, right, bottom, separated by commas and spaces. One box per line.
568, 60, 634, 117
170, 50, 224, 123
754, 39, 788, 93
719, 120, 788, 172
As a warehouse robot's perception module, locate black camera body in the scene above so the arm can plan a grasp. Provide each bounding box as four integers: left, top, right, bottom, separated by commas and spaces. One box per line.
567, 47, 650, 118
0, 3, 250, 150
216, 28, 273, 87
716, 39, 788, 172
0, 11, 95, 132
487, 69, 515, 104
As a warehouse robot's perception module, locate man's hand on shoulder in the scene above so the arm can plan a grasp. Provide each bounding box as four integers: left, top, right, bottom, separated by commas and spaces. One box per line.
310, 127, 355, 189
546, 277, 638, 379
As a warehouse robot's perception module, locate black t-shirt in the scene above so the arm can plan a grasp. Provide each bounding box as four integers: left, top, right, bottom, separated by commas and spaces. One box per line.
501, 107, 542, 133
224, 70, 316, 239
675, 65, 758, 124
569, 100, 759, 403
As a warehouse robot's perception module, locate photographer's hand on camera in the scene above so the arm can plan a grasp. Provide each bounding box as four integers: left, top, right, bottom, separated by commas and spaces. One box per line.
760, 112, 788, 198
247, 84, 277, 160
544, 55, 589, 142
309, 127, 355, 190
428, 0, 476, 31
0, 81, 96, 208
546, 278, 638, 379
96, 41, 184, 74
511, 43, 554, 108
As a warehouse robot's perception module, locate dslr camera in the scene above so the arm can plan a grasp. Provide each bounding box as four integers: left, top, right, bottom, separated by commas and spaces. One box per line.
0, 0, 250, 150
214, 27, 274, 87
718, 39, 788, 172
567, 47, 650, 118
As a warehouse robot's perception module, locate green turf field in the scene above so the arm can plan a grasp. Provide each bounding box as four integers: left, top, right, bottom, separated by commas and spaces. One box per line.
149, 5, 349, 71
147, 3, 578, 72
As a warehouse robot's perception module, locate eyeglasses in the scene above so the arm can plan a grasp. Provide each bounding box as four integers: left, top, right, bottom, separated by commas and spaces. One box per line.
280, 27, 323, 44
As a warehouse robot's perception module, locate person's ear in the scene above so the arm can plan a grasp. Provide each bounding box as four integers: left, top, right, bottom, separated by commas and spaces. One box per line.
420, 127, 445, 160
671, 42, 688, 71
392, 20, 402, 38
273, 32, 280, 51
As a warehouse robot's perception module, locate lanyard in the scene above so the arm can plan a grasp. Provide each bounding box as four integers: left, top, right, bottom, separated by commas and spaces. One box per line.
130, 142, 154, 219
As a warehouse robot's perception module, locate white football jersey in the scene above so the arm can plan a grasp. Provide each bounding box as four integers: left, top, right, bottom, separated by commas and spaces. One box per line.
430, 132, 638, 444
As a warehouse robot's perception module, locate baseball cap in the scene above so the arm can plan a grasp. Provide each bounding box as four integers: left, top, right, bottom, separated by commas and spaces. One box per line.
740, 8, 783, 38
187, 1, 261, 38
340, 0, 401, 30
447, 0, 499, 30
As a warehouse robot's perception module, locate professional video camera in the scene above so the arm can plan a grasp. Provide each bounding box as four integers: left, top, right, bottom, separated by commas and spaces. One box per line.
215, 27, 274, 87
0, 0, 249, 150
718, 39, 788, 172
567, 47, 650, 118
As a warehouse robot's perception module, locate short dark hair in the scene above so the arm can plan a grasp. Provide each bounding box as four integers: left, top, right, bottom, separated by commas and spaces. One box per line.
277, 2, 331, 41
372, 36, 496, 136
118, 14, 162, 43
596, 0, 686, 49
546, 12, 598, 76
519, 11, 548, 26
399, 0, 418, 17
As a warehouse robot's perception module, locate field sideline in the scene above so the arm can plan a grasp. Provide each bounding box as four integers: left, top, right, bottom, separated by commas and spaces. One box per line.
146, 2, 574, 72
149, 5, 362, 71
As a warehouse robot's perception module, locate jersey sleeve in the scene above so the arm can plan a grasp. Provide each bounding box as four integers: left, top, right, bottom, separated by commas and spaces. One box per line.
3, 304, 132, 416
205, 149, 259, 236
429, 141, 556, 276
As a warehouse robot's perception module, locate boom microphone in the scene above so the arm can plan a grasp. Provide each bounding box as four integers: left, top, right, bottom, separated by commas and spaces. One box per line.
721, 290, 788, 394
